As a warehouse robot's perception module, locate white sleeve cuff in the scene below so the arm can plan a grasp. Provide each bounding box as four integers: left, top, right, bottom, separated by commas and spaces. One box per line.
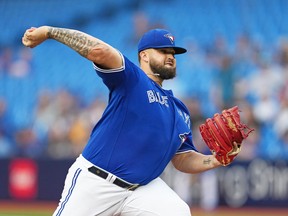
92, 52, 125, 73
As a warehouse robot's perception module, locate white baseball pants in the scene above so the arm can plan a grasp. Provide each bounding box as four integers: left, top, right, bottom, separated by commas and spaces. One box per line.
53, 155, 191, 216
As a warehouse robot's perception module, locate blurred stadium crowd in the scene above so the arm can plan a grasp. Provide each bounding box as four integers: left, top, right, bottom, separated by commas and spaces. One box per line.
0, 0, 288, 162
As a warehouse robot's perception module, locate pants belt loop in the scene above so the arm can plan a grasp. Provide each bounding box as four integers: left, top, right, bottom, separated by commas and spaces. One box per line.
107, 174, 116, 183
88, 166, 140, 191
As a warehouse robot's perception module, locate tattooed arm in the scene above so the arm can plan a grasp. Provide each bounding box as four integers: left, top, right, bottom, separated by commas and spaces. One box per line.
22, 26, 122, 69
172, 151, 222, 174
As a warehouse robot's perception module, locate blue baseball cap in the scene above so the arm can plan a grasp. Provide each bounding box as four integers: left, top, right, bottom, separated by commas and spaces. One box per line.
138, 29, 187, 55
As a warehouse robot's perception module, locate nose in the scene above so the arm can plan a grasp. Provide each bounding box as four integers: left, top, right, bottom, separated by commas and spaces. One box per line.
167, 53, 175, 60
168, 54, 175, 61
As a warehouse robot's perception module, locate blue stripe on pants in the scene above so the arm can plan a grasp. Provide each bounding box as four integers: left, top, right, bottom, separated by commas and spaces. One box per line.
56, 168, 82, 216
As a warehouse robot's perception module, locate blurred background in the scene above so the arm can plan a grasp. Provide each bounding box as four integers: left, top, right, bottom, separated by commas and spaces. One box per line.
0, 0, 288, 214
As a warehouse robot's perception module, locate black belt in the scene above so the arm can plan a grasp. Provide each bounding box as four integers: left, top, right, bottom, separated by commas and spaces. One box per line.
88, 166, 140, 191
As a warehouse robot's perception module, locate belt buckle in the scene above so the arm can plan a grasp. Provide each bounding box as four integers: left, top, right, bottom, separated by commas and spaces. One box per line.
127, 184, 139, 191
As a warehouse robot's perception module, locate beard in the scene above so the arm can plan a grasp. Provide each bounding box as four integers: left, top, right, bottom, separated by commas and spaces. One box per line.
149, 59, 176, 80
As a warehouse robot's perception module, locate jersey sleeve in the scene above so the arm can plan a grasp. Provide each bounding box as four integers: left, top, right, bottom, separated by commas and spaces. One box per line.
92, 52, 125, 89
176, 131, 198, 154
92, 52, 140, 91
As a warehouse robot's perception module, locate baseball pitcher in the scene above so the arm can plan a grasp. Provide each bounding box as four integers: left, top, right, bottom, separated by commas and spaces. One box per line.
22, 26, 253, 216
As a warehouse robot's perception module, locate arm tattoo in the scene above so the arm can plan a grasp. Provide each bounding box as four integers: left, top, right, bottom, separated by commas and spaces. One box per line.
47, 27, 100, 57
203, 158, 211, 165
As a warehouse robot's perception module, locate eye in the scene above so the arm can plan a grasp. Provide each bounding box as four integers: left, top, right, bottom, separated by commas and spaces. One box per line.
159, 49, 175, 56
158, 49, 166, 54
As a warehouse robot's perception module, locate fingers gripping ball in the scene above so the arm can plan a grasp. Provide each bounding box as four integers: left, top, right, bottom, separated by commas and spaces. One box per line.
199, 106, 254, 166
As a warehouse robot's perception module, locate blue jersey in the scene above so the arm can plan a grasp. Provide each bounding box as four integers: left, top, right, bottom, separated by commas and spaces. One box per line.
82, 53, 197, 185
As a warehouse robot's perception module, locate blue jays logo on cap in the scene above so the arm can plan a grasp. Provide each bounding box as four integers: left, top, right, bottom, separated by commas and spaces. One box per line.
138, 29, 187, 55
164, 33, 175, 45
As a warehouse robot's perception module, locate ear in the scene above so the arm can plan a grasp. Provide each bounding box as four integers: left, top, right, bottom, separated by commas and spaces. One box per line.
140, 51, 149, 63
